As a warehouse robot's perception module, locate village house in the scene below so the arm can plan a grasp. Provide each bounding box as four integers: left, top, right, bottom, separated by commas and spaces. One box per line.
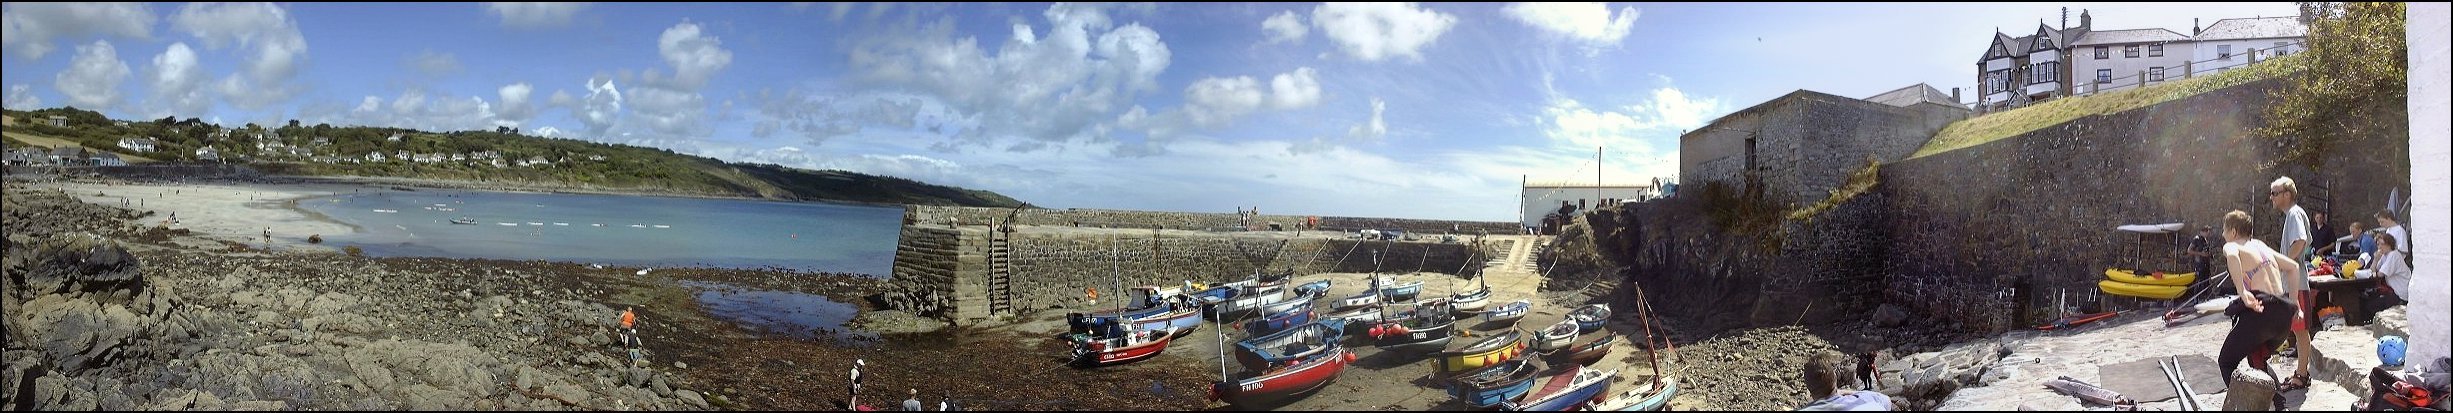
89, 152, 125, 167
117, 137, 157, 153
2068, 27, 2192, 95
2189, 16, 2308, 76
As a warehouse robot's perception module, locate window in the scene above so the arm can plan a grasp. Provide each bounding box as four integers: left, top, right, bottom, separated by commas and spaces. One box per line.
2032, 62, 2057, 84
2095, 46, 2109, 59
2150, 67, 2165, 82
2219, 44, 2233, 60
2124, 45, 2140, 58
2274, 41, 2290, 56
2150, 44, 2165, 57
2097, 69, 2112, 84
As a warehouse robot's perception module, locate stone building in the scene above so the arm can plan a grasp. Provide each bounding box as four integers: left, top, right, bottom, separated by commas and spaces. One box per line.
1676, 87, 1968, 205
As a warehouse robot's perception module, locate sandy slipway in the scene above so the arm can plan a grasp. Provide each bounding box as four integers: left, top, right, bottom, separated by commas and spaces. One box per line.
0, 183, 1213, 411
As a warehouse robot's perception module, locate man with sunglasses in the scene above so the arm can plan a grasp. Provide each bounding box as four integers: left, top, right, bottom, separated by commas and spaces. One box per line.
2269, 176, 2318, 392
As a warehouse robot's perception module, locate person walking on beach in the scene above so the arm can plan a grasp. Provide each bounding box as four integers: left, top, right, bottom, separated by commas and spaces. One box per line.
2268, 177, 2318, 391
619, 306, 643, 366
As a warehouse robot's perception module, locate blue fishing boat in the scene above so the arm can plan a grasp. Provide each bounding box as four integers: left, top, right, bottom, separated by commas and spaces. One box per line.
1445, 358, 1540, 408
1292, 279, 1332, 297
1376, 275, 1423, 302
1503, 365, 1616, 411
1244, 301, 1315, 337
1569, 304, 1612, 333
1484, 300, 1531, 325
1234, 319, 1350, 371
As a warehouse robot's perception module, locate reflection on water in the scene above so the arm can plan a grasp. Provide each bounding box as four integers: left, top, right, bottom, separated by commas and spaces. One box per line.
685, 280, 876, 344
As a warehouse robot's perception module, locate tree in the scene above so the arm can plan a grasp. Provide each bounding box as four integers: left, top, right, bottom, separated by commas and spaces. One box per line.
2257, 2, 2407, 171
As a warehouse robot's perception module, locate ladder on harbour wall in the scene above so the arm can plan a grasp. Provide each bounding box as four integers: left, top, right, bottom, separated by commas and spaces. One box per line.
988, 230, 1015, 317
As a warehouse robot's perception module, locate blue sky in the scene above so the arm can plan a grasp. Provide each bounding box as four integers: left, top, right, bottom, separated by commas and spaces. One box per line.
2, 2, 2300, 221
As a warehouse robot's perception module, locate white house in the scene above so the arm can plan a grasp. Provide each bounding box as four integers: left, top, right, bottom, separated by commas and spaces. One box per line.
44, 115, 66, 127
2069, 28, 2193, 94
117, 137, 157, 153
2191, 16, 2306, 76
1518, 180, 1659, 230
365, 151, 387, 162
194, 146, 220, 162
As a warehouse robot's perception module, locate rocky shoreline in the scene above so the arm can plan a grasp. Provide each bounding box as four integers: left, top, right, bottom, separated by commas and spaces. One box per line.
1, 183, 1210, 411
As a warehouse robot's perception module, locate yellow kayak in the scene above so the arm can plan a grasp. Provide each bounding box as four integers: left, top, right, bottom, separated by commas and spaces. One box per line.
2099, 280, 2186, 300
2103, 268, 2195, 286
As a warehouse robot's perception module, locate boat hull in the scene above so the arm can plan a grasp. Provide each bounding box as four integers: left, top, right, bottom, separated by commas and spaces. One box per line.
1213, 348, 1354, 407
1336, 290, 1382, 311
1382, 281, 1424, 302
1569, 304, 1612, 333
1072, 333, 1171, 367
1433, 331, 1528, 376
1506, 366, 1616, 411
1446, 359, 1539, 408
1588, 375, 1678, 411
1451, 287, 1491, 313
1484, 301, 1531, 324
1533, 320, 1580, 352
1549, 333, 1617, 366
1245, 307, 1315, 337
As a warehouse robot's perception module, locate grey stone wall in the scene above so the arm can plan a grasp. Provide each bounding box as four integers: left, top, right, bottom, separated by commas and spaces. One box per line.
885, 224, 1484, 325
1678, 91, 1967, 204
906, 205, 1517, 234
1882, 77, 2408, 331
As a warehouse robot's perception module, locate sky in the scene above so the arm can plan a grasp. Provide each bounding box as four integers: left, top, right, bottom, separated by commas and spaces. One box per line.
1, 2, 2303, 222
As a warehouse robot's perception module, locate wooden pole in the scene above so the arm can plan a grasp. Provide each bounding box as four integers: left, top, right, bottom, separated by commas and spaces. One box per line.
1634, 283, 1664, 385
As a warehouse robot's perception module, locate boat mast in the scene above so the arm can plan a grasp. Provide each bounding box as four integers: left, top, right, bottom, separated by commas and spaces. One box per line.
1635, 283, 1662, 386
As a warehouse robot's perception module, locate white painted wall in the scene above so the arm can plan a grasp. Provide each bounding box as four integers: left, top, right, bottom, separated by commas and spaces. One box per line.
2190, 38, 2305, 76
2404, 2, 2449, 369
1520, 186, 1655, 229
2072, 42, 2193, 94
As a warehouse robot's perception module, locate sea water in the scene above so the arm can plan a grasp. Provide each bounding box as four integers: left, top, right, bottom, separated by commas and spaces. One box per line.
296, 189, 904, 277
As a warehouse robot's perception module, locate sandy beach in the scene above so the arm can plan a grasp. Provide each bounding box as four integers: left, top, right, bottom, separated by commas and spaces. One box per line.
36, 181, 369, 253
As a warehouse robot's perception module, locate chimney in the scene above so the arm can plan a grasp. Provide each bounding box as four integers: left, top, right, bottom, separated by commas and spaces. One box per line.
2080, 9, 2091, 29
1951, 87, 1962, 103
2194, 18, 2202, 36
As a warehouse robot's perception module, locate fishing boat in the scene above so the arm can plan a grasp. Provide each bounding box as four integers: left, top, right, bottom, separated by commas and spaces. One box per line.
450, 217, 479, 225
1066, 295, 1201, 339
1450, 277, 1492, 314
1257, 285, 1321, 319
1569, 304, 1612, 333
1484, 300, 1531, 325
497, 222, 519, 226
1431, 329, 1528, 377
1071, 286, 1178, 323
1292, 279, 1333, 297
372, 209, 398, 213
1065, 322, 1172, 367
1547, 333, 1617, 367
1233, 320, 1350, 371
1335, 287, 1382, 311
1244, 302, 1315, 337
1369, 300, 1457, 354
1211, 346, 1353, 407
1317, 303, 1385, 336
1377, 274, 1424, 302
1587, 374, 1679, 411
652, 224, 671, 229
1445, 358, 1541, 409
1200, 285, 1289, 321
553, 222, 569, 226
1532, 319, 1580, 352
1502, 365, 1617, 411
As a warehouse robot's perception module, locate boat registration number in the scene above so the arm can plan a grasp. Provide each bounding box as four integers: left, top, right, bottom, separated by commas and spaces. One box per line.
1241, 382, 1263, 391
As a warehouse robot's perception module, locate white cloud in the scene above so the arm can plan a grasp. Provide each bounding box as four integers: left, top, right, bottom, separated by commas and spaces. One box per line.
577, 77, 622, 136
306, 89, 498, 132
1182, 76, 1263, 127
1626, 87, 1720, 131
843, 3, 1170, 146
3, 84, 37, 110
655, 21, 730, 90
408, 50, 462, 77
1268, 67, 1321, 110
495, 83, 536, 125
173, 2, 308, 109
1311, 2, 1456, 62
1261, 10, 1306, 44
1503, 2, 1639, 46
2, 3, 156, 60
1540, 98, 1644, 150
147, 42, 210, 117
1348, 97, 1387, 141
624, 85, 706, 137
54, 40, 129, 109
484, 2, 588, 29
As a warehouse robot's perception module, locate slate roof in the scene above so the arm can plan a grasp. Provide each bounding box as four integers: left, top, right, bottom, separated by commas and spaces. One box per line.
2071, 28, 2192, 46
1864, 84, 1959, 108
2196, 16, 2306, 41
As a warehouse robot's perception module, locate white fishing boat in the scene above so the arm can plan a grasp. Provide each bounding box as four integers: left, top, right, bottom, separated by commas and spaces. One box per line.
372, 209, 399, 213
652, 224, 671, 229
527, 222, 543, 226
553, 222, 569, 226
497, 222, 519, 226
629, 224, 647, 228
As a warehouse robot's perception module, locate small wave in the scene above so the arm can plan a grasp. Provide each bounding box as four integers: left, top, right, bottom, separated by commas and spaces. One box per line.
527, 222, 543, 226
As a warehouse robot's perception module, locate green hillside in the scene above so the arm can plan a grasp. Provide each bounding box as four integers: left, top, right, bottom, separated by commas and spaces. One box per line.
0, 108, 1027, 208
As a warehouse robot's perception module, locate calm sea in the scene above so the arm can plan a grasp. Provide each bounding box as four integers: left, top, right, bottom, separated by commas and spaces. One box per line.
295, 189, 905, 277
